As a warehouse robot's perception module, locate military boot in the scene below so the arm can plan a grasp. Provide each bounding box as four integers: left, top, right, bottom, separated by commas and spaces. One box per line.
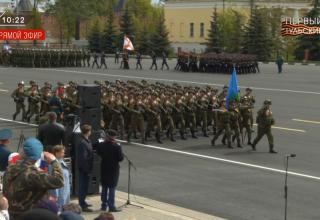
13, 113, 17, 121
180, 132, 187, 140
156, 132, 163, 144
191, 132, 198, 139
250, 143, 256, 151
227, 142, 233, 149
211, 138, 216, 146
269, 144, 277, 154
170, 134, 176, 142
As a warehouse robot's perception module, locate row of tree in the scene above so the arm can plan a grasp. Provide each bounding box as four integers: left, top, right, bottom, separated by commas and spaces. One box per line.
206, 3, 320, 61
87, 4, 171, 55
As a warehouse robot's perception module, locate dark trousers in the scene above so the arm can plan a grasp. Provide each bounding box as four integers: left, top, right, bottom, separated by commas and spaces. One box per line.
101, 186, 116, 209
78, 171, 90, 207
277, 64, 282, 73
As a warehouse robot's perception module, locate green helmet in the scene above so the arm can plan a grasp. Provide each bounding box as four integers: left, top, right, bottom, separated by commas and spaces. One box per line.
264, 99, 272, 105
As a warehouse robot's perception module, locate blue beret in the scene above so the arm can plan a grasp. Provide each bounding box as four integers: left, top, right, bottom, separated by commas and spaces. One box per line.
23, 138, 43, 161
0, 129, 12, 140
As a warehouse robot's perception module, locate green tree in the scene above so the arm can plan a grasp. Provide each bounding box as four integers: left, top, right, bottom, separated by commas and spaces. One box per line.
206, 7, 221, 53
294, 3, 320, 61
101, 8, 117, 53
135, 26, 151, 54
242, 7, 272, 60
149, 13, 171, 55
119, 5, 135, 39
88, 20, 102, 52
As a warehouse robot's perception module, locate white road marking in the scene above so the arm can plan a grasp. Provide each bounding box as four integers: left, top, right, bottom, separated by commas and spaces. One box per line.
0, 117, 37, 127
253, 124, 306, 133
292, 119, 320, 125
1, 117, 317, 181
117, 140, 320, 181
39, 68, 320, 95
0, 89, 9, 93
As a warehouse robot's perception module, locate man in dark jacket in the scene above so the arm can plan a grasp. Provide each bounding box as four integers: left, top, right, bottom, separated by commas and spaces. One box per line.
76, 124, 94, 212
38, 112, 66, 152
96, 129, 124, 212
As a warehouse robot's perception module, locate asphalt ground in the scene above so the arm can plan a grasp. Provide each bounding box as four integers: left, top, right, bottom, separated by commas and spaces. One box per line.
0, 59, 320, 220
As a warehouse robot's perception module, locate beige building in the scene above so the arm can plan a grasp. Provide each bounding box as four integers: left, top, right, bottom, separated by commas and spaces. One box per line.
164, 0, 313, 52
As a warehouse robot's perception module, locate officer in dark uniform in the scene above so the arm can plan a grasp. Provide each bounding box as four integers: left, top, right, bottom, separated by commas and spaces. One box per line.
92, 52, 99, 68
136, 52, 142, 70
115, 48, 120, 64
276, 57, 284, 73
150, 51, 157, 70
100, 52, 107, 69
161, 51, 169, 70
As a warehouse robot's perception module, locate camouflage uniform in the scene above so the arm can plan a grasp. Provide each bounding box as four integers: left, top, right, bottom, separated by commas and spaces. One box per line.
3, 159, 63, 220
239, 97, 252, 145
11, 83, 26, 121
251, 100, 277, 153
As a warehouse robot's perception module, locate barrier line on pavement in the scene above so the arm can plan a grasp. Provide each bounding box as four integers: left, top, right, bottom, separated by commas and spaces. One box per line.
253, 124, 306, 133
0, 89, 8, 93
0, 117, 38, 127
292, 119, 320, 125
1, 117, 318, 181
39, 68, 320, 95
118, 140, 320, 181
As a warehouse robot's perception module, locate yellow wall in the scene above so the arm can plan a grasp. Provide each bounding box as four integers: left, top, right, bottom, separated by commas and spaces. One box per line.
165, 6, 308, 44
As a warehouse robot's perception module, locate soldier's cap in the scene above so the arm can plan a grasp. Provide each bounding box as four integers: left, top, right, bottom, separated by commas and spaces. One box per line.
18, 81, 25, 85
0, 128, 12, 140
57, 82, 64, 86
29, 80, 35, 84
107, 129, 118, 137
23, 138, 43, 161
221, 98, 227, 102
246, 87, 252, 91
264, 99, 272, 105
223, 85, 228, 89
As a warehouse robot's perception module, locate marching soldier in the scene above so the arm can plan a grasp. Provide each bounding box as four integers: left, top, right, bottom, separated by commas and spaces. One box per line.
92, 52, 99, 68
251, 99, 277, 153
25, 84, 40, 123
115, 48, 120, 64
150, 51, 157, 70
211, 99, 232, 148
136, 52, 142, 70
109, 99, 125, 140
127, 99, 146, 144
11, 81, 26, 121
173, 99, 187, 140
239, 96, 252, 145
100, 52, 107, 69
161, 51, 169, 70
229, 100, 242, 148
242, 87, 255, 131
163, 100, 176, 142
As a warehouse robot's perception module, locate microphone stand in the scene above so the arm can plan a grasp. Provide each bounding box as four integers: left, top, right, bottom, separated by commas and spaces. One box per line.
284, 155, 292, 220
120, 154, 143, 209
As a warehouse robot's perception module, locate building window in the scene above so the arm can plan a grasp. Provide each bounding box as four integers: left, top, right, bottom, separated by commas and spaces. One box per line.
200, 23, 204, 37
190, 22, 194, 37
180, 23, 184, 37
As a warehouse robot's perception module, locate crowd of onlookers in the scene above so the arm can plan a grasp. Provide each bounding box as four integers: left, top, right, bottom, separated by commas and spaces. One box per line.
0, 111, 124, 220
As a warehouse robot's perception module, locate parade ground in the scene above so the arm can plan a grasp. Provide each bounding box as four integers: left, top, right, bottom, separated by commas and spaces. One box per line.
0, 59, 320, 220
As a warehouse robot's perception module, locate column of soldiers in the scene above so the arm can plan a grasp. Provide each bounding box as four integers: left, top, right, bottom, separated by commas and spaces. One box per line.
176, 52, 260, 74
2, 48, 92, 68
11, 80, 275, 151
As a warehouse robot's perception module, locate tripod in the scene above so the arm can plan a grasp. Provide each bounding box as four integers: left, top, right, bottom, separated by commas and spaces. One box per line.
16, 130, 26, 152
284, 154, 296, 220
120, 154, 143, 209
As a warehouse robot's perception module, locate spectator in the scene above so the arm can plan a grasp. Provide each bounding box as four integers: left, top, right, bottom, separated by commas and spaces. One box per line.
60, 211, 85, 220
76, 124, 94, 212
38, 112, 66, 152
0, 129, 12, 172
94, 212, 115, 220
62, 203, 82, 215
2, 138, 63, 219
96, 129, 124, 212
18, 209, 60, 220
50, 145, 70, 210
0, 194, 9, 220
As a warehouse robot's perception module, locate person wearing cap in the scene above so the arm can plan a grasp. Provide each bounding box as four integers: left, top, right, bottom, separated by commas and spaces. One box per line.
96, 129, 124, 212
251, 99, 277, 153
2, 138, 63, 219
11, 81, 26, 121
241, 87, 255, 131
0, 129, 12, 172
